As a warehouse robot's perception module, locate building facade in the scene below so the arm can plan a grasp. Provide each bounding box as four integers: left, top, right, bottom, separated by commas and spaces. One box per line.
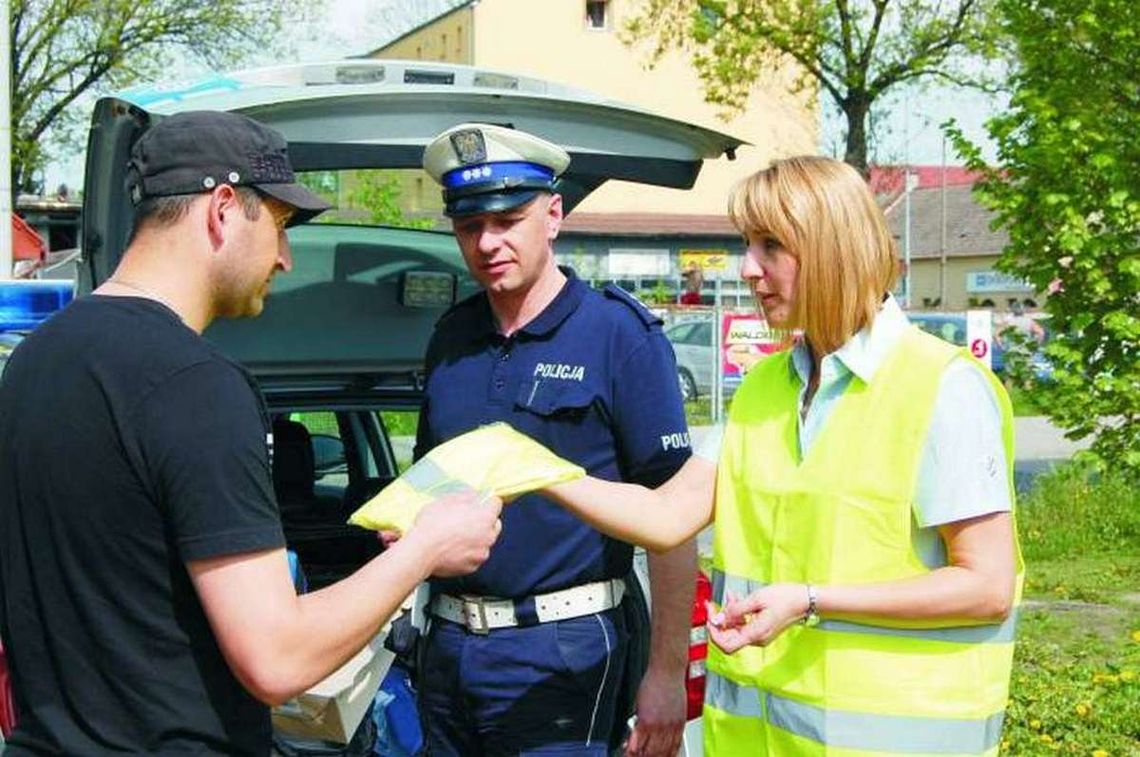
364, 0, 817, 300
884, 182, 1041, 312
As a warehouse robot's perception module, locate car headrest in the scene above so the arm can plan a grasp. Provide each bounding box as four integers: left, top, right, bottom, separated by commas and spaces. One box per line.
272, 418, 315, 497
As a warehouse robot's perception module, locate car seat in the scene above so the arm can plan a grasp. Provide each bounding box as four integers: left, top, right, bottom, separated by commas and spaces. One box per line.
272, 418, 343, 520
271, 417, 381, 589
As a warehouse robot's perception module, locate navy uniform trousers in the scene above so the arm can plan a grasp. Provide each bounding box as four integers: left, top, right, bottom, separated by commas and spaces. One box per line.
419, 608, 629, 756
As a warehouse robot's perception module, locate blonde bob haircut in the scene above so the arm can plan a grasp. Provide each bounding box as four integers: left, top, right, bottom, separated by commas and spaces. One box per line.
728, 156, 898, 355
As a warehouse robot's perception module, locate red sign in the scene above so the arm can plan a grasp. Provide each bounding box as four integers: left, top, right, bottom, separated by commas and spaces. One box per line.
970, 338, 989, 359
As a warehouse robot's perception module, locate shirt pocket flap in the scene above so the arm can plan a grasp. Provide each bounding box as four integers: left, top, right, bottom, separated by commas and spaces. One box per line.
516, 380, 597, 417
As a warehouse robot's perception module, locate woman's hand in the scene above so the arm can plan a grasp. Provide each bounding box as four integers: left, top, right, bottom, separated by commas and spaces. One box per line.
707, 584, 809, 654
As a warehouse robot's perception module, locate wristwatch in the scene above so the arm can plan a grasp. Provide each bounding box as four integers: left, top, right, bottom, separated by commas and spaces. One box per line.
802, 583, 820, 627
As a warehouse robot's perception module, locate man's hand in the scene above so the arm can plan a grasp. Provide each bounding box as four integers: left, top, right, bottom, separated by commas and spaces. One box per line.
625, 665, 686, 756
403, 490, 503, 577
630, 542, 696, 755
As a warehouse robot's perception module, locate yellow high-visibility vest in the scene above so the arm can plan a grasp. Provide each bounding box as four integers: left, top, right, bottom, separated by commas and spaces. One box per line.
705, 328, 1023, 756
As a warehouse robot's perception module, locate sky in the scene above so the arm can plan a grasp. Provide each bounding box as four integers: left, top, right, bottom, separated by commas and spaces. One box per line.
42, 0, 1003, 192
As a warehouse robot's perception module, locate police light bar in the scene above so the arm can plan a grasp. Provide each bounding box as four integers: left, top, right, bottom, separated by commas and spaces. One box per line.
399, 271, 456, 309
0, 280, 75, 331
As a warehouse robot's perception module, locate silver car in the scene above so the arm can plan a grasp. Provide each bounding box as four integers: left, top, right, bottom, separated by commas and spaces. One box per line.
666, 319, 716, 401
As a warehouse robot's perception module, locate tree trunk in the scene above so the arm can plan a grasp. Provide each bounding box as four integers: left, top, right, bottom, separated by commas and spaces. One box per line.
843, 94, 872, 178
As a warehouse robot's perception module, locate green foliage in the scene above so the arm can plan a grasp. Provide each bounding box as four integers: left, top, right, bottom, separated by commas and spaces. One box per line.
623, 0, 1000, 173
949, 0, 1140, 478
635, 279, 674, 305
9, 0, 313, 194
347, 171, 436, 230
379, 410, 418, 438
684, 396, 715, 427
1007, 385, 1043, 417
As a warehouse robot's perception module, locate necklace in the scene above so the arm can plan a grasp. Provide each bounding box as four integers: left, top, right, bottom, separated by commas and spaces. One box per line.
105, 277, 182, 321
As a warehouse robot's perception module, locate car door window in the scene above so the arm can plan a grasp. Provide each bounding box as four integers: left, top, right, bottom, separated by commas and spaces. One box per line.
667, 323, 696, 344
291, 412, 348, 487
692, 321, 712, 346
377, 410, 419, 473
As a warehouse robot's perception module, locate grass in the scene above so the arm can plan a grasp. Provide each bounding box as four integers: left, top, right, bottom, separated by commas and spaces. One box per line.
1007, 606, 1140, 755
1002, 465, 1140, 755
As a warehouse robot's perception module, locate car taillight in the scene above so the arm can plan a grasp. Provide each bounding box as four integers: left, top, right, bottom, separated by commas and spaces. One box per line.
686, 570, 711, 720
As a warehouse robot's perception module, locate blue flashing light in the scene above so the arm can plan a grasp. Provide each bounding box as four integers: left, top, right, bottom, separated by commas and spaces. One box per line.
119, 76, 243, 108
0, 281, 75, 332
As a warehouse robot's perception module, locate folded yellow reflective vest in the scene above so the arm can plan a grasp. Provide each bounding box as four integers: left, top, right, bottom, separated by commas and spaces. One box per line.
348, 422, 585, 534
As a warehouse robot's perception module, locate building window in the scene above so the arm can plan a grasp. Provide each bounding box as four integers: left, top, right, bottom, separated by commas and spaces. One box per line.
585, 0, 609, 30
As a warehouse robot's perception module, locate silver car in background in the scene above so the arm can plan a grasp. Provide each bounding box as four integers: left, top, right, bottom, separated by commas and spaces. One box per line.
666, 319, 716, 401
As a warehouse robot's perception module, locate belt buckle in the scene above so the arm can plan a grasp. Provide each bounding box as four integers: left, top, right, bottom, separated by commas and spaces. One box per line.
462, 595, 490, 635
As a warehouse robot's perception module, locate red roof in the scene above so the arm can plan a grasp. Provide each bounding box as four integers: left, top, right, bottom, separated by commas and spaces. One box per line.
12, 214, 46, 261
869, 165, 983, 198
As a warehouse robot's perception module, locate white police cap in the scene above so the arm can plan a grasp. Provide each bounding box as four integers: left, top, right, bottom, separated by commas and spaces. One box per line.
423, 123, 571, 217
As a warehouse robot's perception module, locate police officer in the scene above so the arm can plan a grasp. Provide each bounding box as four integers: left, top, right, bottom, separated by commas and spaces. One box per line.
415, 123, 697, 755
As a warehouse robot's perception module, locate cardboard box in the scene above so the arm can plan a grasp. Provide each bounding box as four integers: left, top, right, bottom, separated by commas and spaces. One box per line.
272, 633, 395, 744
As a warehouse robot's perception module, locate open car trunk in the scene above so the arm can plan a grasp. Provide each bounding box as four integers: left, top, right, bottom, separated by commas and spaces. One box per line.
80, 60, 743, 386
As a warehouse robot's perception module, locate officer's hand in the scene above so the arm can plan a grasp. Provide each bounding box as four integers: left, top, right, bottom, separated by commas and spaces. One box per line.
407, 491, 503, 577
626, 665, 686, 757
707, 584, 809, 654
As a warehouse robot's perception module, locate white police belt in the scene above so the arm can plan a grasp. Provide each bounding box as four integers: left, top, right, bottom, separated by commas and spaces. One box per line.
431, 578, 625, 634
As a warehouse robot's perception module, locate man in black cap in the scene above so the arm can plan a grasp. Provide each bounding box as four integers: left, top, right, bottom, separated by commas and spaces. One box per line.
0, 110, 502, 755
415, 123, 696, 756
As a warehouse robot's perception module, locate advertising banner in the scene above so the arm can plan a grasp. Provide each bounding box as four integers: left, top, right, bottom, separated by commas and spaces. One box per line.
721, 313, 782, 392
679, 249, 730, 273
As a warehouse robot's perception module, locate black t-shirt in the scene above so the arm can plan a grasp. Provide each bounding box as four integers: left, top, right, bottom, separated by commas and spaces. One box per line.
0, 296, 285, 755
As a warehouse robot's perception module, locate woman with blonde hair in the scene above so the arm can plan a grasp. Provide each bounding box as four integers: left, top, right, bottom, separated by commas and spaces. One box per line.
546, 156, 1022, 755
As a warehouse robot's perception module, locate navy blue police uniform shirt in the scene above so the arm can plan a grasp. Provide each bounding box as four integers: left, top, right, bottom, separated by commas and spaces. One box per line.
415, 268, 691, 599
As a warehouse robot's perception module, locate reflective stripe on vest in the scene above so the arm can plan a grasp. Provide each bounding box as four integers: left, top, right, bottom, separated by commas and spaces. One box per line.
711, 568, 1018, 644
706, 672, 1005, 754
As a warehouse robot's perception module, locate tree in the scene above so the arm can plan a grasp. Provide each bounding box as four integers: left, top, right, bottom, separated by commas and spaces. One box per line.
949, 0, 1139, 476
348, 171, 436, 230
624, 0, 1001, 175
10, 0, 308, 195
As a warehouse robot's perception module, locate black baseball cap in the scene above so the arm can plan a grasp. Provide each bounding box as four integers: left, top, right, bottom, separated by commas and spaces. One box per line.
126, 110, 330, 227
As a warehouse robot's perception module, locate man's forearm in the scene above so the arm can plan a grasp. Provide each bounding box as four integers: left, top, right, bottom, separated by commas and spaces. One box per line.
645, 539, 698, 675
287, 535, 437, 689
